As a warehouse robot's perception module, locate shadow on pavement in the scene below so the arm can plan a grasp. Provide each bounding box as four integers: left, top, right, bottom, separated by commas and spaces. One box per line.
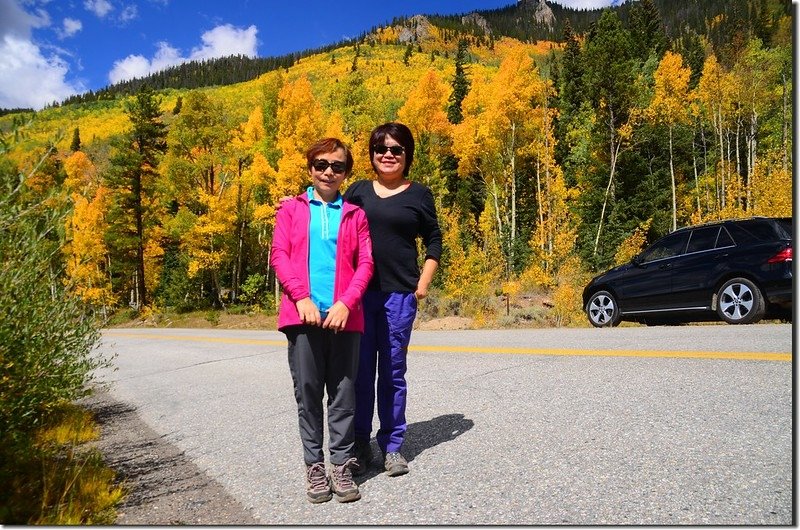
357, 413, 474, 481
403, 413, 474, 462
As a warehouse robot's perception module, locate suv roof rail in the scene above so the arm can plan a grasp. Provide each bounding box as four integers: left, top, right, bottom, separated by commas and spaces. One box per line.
668, 216, 776, 233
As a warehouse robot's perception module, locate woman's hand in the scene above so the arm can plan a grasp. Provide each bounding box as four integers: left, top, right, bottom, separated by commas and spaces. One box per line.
322, 301, 350, 332
415, 258, 438, 300
295, 297, 321, 326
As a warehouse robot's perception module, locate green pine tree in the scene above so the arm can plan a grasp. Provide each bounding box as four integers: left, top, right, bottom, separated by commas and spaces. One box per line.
447, 39, 471, 125
104, 86, 167, 310
70, 127, 81, 152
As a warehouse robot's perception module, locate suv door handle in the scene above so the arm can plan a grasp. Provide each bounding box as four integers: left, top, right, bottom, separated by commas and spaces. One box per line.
659, 263, 672, 270
714, 253, 729, 260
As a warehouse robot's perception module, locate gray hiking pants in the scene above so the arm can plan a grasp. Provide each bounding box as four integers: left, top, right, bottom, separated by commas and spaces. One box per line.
285, 325, 360, 465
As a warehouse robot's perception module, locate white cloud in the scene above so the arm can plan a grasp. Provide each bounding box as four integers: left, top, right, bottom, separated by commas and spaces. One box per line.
60, 17, 83, 38
119, 4, 137, 23
107, 54, 149, 84
151, 41, 182, 69
0, 0, 49, 39
189, 24, 258, 60
0, 2, 83, 109
551, 0, 620, 9
0, 34, 86, 109
84, 0, 113, 18
108, 24, 258, 84
108, 41, 180, 83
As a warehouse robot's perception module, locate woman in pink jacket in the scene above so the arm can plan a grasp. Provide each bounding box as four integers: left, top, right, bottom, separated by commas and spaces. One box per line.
270, 137, 373, 504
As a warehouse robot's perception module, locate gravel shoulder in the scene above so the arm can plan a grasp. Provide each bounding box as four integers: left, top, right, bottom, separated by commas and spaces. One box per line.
81, 389, 259, 525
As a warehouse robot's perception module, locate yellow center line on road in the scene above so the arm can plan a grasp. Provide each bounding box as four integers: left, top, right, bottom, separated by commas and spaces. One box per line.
103, 331, 286, 347
102, 331, 791, 362
408, 345, 790, 362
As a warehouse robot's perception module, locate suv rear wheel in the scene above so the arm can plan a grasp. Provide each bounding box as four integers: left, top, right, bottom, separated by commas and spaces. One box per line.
586, 290, 621, 327
716, 278, 765, 324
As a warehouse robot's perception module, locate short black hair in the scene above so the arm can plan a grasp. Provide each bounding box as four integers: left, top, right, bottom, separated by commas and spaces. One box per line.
368, 122, 415, 177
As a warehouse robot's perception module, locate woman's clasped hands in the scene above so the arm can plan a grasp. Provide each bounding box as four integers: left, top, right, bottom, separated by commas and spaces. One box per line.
295, 297, 350, 332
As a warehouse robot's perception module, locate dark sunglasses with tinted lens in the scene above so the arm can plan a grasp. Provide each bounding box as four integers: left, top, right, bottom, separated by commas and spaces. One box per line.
373, 144, 405, 156
312, 159, 347, 174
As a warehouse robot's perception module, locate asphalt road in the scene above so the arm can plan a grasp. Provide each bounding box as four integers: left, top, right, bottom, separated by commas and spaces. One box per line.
96, 324, 793, 525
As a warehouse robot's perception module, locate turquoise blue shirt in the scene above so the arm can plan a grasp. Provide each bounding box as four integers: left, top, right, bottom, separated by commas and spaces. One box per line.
307, 187, 342, 317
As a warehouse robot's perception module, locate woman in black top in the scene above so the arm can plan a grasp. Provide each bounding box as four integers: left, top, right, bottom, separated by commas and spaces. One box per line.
343, 122, 442, 477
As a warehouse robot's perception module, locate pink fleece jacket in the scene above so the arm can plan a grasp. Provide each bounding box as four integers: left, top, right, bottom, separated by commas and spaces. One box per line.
270, 193, 373, 332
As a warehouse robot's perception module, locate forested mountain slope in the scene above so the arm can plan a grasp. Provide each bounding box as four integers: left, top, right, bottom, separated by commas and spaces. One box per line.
0, 0, 791, 325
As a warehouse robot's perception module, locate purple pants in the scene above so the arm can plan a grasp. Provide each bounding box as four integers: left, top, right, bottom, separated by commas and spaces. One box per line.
354, 291, 417, 453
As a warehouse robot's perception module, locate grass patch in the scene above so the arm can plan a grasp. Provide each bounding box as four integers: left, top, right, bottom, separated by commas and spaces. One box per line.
0, 401, 126, 525
106, 305, 278, 329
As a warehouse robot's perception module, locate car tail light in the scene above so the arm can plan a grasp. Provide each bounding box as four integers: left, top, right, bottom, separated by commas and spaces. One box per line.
767, 246, 792, 263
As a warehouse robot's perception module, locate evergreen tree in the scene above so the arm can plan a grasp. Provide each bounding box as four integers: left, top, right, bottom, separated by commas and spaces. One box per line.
403, 43, 414, 66
580, 9, 639, 264
70, 127, 81, 152
172, 95, 183, 115
104, 86, 167, 310
752, 0, 773, 45
447, 39, 471, 125
629, 0, 669, 61
260, 73, 283, 168
674, 29, 706, 89
559, 19, 584, 115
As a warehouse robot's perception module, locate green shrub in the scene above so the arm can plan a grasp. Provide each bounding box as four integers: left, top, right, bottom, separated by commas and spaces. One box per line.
225, 304, 248, 315
105, 308, 138, 327
204, 310, 220, 325
0, 145, 111, 519
239, 273, 267, 305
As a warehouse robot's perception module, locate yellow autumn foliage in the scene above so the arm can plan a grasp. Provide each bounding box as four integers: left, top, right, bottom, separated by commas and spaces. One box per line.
183, 190, 237, 279
64, 187, 114, 308
63, 151, 98, 195
613, 218, 653, 266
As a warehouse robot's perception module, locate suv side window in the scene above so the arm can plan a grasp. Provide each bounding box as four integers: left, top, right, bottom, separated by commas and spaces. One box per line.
686, 226, 720, 253
639, 231, 690, 263
716, 226, 735, 248
774, 218, 792, 239
735, 219, 780, 241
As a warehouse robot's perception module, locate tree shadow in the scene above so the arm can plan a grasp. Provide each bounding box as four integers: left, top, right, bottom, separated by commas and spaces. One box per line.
357, 413, 474, 481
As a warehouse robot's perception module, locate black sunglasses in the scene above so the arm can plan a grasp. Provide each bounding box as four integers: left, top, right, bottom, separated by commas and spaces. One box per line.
373, 144, 405, 156
311, 159, 347, 174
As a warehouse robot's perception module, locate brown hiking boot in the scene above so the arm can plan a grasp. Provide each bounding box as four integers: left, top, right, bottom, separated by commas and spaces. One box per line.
352, 438, 373, 476
305, 462, 332, 504
330, 458, 361, 503
384, 452, 409, 477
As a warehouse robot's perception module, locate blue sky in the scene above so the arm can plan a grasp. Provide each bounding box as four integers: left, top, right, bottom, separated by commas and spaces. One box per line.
0, 0, 618, 110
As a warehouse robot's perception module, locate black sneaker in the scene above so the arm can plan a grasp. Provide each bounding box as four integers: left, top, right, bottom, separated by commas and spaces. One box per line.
330, 458, 361, 503
305, 462, 332, 504
352, 439, 373, 476
384, 452, 409, 477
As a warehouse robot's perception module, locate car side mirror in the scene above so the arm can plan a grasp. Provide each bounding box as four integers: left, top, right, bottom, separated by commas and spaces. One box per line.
632, 254, 643, 266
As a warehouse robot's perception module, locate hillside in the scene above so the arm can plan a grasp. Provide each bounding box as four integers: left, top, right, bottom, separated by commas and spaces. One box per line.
0, 0, 791, 328
0, 0, 760, 112
0, 35, 555, 165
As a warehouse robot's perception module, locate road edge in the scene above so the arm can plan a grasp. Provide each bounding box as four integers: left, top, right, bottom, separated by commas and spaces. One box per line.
81, 389, 259, 525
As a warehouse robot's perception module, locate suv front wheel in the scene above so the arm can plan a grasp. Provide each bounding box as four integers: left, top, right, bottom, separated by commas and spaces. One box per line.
586, 290, 621, 327
716, 278, 765, 324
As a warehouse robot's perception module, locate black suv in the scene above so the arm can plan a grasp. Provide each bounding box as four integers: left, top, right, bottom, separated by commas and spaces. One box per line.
583, 217, 792, 327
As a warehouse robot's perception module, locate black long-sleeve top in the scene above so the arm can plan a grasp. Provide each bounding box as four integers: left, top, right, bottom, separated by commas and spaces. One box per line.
343, 180, 442, 293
